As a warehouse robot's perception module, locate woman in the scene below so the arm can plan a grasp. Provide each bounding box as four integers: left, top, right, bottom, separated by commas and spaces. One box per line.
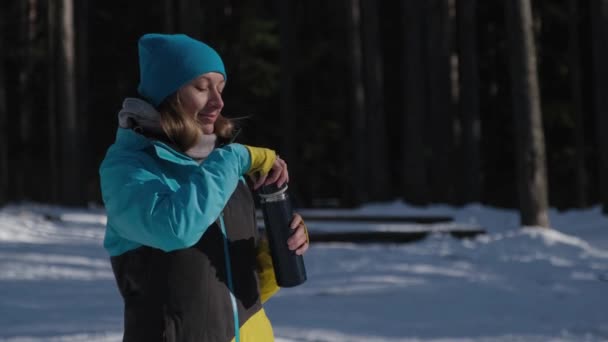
100, 33, 309, 342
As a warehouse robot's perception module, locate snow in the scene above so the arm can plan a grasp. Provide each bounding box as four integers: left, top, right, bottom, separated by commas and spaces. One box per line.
0, 201, 607, 341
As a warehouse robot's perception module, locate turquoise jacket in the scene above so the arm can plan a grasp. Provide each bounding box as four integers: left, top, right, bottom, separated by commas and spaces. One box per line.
99, 128, 252, 256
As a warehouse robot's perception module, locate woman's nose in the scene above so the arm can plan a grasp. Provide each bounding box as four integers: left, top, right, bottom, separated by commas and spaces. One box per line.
208, 90, 224, 110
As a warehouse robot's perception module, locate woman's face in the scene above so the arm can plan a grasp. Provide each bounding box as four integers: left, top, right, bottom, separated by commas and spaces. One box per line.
177, 72, 225, 134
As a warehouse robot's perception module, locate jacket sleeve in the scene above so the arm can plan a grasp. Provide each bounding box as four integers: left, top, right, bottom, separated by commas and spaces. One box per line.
100, 144, 251, 253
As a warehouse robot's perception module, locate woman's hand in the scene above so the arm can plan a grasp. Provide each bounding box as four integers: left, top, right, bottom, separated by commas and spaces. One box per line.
251, 156, 289, 190
287, 213, 309, 255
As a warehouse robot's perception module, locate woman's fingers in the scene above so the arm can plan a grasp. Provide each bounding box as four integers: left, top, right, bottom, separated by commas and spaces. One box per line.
290, 213, 303, 229
263, 157, 289, 187
287, 213, 309, 255
264, 166, 281, 186
287, 227, 307, 250
252, 172, 268, 190
275, 158, 289, 187
295, 242, 309, 256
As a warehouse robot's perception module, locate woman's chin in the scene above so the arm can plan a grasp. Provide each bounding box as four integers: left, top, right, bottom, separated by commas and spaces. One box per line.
201, 124, 214, 134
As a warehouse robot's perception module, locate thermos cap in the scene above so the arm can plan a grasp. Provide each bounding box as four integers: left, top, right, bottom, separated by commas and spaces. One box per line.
259, 183, 288, 195
258, 183, 289, 202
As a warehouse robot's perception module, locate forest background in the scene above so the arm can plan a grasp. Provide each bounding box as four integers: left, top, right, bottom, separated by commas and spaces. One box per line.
1, 0, 607, 223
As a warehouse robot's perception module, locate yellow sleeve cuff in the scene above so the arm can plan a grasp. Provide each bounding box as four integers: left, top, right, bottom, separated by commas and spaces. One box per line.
244, 145, 276, 176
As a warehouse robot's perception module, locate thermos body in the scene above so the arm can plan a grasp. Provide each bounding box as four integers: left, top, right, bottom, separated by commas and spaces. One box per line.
259, 184, 307, 287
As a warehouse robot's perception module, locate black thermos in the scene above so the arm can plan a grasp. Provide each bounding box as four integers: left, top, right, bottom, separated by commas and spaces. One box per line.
258, 183, 307, 287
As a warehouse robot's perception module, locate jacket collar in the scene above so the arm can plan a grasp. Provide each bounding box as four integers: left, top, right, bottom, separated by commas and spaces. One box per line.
114, 128, 199, 166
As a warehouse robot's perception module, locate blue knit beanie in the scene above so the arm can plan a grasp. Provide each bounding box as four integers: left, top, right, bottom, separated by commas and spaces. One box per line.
137, 33, 227, 107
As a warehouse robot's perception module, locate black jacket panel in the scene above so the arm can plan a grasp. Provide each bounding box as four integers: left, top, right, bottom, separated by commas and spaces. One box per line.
111, 181, 262, 342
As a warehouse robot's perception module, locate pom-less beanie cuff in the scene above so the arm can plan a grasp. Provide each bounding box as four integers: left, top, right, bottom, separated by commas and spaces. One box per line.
137, 33, 227, 107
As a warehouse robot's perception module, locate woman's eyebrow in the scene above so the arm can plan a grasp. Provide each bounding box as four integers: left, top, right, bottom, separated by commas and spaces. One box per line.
196, 78, 211, 86
199, 76, 225, 85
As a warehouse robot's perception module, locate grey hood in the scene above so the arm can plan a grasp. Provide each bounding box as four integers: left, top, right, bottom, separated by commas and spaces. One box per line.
117, 97, 217, 162
117, 97, 164, 135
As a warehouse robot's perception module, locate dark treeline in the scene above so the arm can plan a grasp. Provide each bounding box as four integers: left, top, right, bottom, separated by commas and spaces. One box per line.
1, 0, 608, 217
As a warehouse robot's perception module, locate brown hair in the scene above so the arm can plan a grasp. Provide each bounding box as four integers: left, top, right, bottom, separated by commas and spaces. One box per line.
157, 93, 235, 152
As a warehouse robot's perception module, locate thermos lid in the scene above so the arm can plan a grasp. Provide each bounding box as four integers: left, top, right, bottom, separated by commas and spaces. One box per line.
258, 183, 289, 202
259, 183, 288, 196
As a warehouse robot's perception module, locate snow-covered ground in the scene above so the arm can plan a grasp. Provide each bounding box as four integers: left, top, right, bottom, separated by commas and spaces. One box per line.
0, 202, 607, 341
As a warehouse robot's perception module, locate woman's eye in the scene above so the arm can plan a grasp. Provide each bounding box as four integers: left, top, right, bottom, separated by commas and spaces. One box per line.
196, 87, 208, 92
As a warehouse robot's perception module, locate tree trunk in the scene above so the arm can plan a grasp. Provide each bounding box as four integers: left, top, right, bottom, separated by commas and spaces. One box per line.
165, 0, 176, 32
0, 5, 7, 205
505, 0, 550, 227
347, 0, 368, 206
569, 0, 588, 208
275, 0, 302, 205
277, 0, 296, 163
17, 0, 38, 201
177, 0, 203, 38
426, 0, 455, 203
591, 0, 608, 214
47, 0, 59, 203
75, 0, 90, 201
199, 0, 221, 42
401, 1, 428, 205
457, 0, 481, 204
360, 0, 390, 201
56, 0, 79, 204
